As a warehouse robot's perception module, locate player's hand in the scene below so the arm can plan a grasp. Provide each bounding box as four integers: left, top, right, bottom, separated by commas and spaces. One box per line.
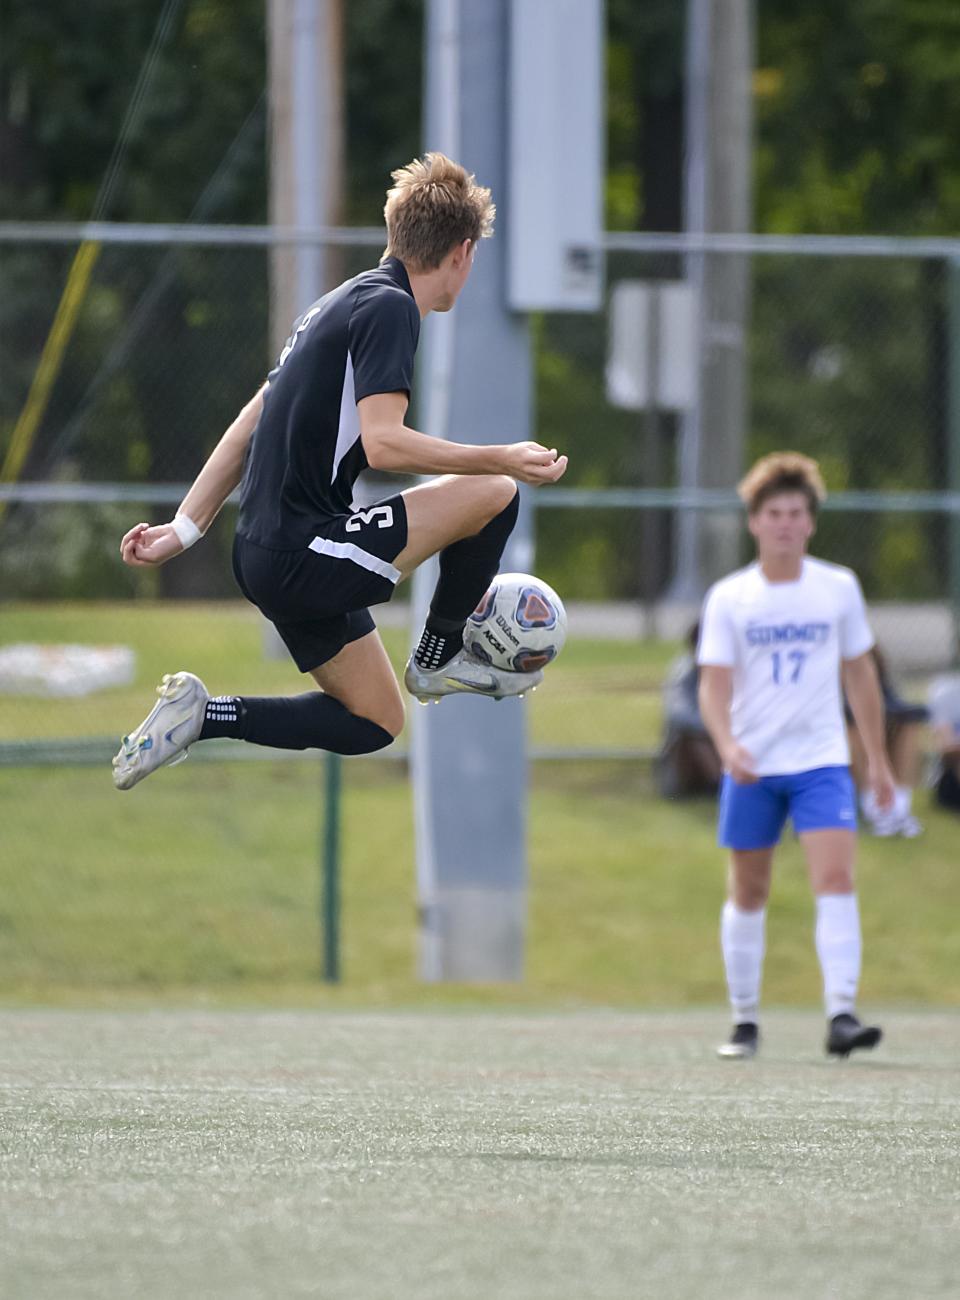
866, 757, 896, 813
722, 741, 758, 785
501, 441, 568, 485
119, 521, 185, 568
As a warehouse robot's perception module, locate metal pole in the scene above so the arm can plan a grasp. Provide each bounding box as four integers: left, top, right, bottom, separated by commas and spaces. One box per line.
695, 0, 753, 587
413, 0, 532, 982
267, 0, 344, 355
672, 0, 753, 600
265, 0, 344, 669
321, 752, 342, 983
948, 258, 960, 661
671, 0, 710, 602
641, 287, 663, 630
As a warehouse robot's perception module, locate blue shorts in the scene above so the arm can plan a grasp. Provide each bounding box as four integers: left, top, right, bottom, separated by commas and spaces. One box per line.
717, 765, 857, 851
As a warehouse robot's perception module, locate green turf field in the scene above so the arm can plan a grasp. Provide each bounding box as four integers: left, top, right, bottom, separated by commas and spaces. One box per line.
2, 1009, 957, 1300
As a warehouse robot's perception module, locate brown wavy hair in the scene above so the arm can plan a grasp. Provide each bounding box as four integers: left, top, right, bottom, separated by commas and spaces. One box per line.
738, 451, 827, 515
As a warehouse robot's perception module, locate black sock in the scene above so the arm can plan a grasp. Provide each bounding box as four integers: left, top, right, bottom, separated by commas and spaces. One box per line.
199, 696, 247, 739
413, 622, 463, 671
417, 488, 520, 670
200, 693, 393, 755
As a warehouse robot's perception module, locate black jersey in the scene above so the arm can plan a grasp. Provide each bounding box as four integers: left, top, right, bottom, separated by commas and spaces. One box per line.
236, 257, 420, 549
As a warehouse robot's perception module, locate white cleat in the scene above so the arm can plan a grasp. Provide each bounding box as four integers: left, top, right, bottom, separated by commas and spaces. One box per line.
112, 671, 208, 791
403, 648, 543, 704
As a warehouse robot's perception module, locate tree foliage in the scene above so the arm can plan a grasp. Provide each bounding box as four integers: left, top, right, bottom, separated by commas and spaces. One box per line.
535, 0, 960, 599
1, 0, 958, 598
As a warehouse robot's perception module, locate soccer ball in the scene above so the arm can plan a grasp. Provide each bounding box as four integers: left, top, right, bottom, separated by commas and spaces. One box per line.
465, 573, 567, 673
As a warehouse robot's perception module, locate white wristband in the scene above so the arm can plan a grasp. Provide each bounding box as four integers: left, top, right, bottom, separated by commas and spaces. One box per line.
172, 513, 203, 550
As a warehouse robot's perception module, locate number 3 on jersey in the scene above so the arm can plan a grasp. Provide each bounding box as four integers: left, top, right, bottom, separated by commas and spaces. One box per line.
772, 649, 806, 684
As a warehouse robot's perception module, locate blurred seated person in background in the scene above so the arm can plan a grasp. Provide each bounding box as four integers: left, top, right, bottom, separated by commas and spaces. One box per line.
847, 646, 927, 837
656, 622, 721, 799
927, 673, 960, 814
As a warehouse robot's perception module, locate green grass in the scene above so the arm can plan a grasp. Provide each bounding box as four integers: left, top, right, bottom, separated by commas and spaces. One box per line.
1, 759, 958, 1004
2, 1009, 957, 1300
0, 600, 671, 749
1, 601, 958, 1004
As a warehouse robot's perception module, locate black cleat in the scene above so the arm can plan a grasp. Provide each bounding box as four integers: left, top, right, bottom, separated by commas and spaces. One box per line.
826, 1012, 883, 1058
717, 1021, 759, 1059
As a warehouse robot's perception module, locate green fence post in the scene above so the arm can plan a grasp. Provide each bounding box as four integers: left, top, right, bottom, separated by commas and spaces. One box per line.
949, 259, 960, 662
321, 752, 342, 983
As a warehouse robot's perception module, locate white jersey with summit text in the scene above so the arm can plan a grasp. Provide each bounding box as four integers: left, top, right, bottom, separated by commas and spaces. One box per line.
697, 557, 875, 776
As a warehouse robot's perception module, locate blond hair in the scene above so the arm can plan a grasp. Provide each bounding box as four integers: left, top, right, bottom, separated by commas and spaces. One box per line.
737, 451, 827, 515
383, 153, 495, 271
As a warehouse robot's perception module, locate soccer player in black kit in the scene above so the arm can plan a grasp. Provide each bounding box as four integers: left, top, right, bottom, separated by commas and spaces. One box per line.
113, 154, 567, 789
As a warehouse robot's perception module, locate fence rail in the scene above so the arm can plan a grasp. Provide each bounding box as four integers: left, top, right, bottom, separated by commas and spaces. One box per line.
4, 482, 960, 514
3, 221, 960, 261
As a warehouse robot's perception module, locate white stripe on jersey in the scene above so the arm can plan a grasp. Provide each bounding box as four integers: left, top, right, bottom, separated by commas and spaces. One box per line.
308, 535, 401, 585
331, 355, 360, 486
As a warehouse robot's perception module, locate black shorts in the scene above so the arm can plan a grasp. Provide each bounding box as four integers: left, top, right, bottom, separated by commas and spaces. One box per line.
232, 494, 408, 672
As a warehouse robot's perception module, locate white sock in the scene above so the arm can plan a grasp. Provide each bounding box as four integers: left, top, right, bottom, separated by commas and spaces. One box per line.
815, 892, 861, 1019
720, 901, 766, 1024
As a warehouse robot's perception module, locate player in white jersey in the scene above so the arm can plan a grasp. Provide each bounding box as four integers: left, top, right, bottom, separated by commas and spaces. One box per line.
697, 452, 896, 1059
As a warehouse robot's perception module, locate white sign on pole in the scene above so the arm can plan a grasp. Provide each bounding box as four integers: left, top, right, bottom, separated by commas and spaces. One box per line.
657, 282, 699, 410
606, 282, 652, 410
605, 280, 699, 412
507, 0, 604, 311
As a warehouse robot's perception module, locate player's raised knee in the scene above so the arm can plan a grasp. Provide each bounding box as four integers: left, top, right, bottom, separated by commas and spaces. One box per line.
479, 474, 518, 521
495, 473, 519, 507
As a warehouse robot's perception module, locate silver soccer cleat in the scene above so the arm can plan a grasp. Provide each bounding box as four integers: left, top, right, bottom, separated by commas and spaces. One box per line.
403, 648, 543, 704
112, 671, 209, 791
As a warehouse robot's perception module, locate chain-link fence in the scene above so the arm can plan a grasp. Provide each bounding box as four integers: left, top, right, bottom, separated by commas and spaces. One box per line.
2, 224, 958, 992
2, 225, 958, 689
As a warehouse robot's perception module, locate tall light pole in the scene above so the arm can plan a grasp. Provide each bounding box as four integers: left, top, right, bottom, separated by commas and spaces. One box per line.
412, 0, 533, 982
267, 0, 344, 355
672, 0, 754, 599
413, 0, 602, 981
267, 1, 346, 965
